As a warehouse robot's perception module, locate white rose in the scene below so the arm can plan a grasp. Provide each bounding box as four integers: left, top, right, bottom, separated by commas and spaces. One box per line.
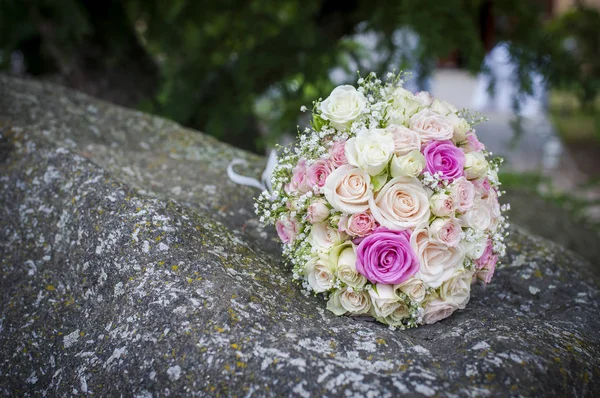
309, 222, 343, 251
369, 284, 404, 318
395, 277, 427, 303
439, 270, 473, 309
305, 256, 336, 293
306, 199, 330, 223
369, 176, 431, 230
390, 150, 426, 178
461, 235, 488, 260
430, 192, 455, 217
331, 244, 367, 289
320, 85, 367, 131
326, 288, 371, 316
464, 152, 489, 180
388, 87, 422, 125
428, 218, 462, 247
385, 124, 421, 156
345, 128, 395, 176
411, 226, 465, 288
409, 109, 454, 142
323, 165, 372, 214
460, 197, 492, 231
415, 91, 434, 106
422, 298, 459, 325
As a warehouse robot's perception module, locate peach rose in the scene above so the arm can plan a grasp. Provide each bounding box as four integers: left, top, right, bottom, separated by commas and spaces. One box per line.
411, 226, 464, 288
369, 176, 430, 230
323, 165, 372, 214
409, 109, 454, 142
385, 124, 421, 156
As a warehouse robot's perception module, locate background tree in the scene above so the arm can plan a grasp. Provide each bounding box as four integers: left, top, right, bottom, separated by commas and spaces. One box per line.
1, 0, 598, 152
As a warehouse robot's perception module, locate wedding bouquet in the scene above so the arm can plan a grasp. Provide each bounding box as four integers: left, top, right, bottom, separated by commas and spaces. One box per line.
255, 72, 508, 328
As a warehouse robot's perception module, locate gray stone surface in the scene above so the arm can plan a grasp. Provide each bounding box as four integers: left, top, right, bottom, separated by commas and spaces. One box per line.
1, 75, 599, 397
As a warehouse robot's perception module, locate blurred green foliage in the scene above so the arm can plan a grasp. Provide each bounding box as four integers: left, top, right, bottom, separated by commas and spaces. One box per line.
1, 0, 599, 153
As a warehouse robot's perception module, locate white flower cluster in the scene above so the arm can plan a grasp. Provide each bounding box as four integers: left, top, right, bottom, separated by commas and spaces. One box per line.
255, 72, 509, 328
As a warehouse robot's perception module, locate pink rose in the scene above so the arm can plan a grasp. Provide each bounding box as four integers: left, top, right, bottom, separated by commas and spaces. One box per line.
329, 140, 348, 168
451, 177, 476, 213
475, 239, 494, 270
275, 217, 299, 244
423, 140, 465, 182
428, 218, 462, 247
285, 159, 311, 194
339, 211, 377, 237
464, 132, 485, 153
473, 177, 491, 198
476, 256, 497, 284
306, 159, 333, 192
356, 227, 419, 285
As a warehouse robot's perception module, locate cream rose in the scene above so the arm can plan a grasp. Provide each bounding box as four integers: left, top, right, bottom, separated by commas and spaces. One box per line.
309, 222, 343, 251
409, 109, 454, 142
320, 85, 367, 131
395, 277, 427, 303
430, 98, 469, 142
411, 226, 465, 288
422, 298, 459, 325
380, 301, 411, 326
369, 176, 431, 230
385, 124, 421, 156
345, 128, 395, 176
305, 256, 336, 293
369, 284, 405, 318
428, 218, 462, 247
439, 270, 473, 309
306, 199, 330, 224
430, 192, 455, 217
326, 288, 371, 315
430, 98, 458, 115
390, 150, 425, 178
464, 152, 489, 180
460, 197, 492, 231
331, 244, 367, 289
323, 165, 372, 214
451, 117, 471, 143
388, 87, 422, 125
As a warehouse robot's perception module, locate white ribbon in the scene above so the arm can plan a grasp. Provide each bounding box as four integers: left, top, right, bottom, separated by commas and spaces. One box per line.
227, 150, 277, 192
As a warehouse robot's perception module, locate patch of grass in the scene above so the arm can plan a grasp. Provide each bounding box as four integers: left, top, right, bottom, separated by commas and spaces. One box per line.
548, 91, 600, 144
